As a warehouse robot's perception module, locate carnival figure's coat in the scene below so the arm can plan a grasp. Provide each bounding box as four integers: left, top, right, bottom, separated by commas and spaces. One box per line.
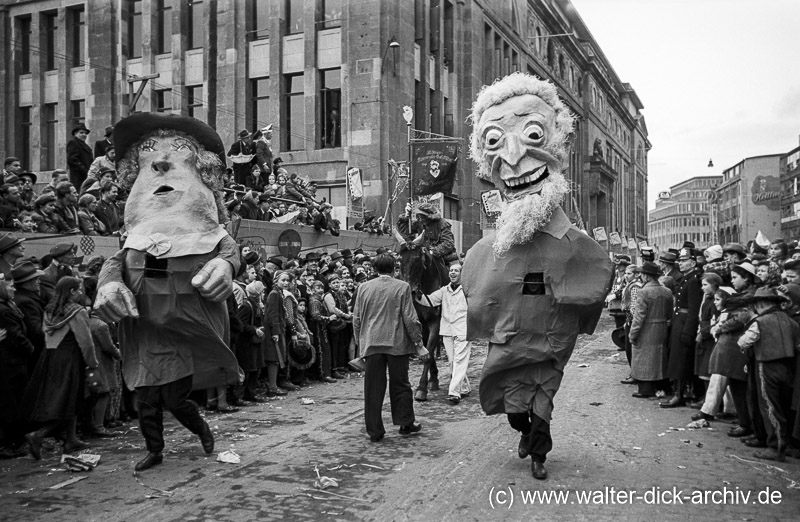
462, 73, 613, 423
94, 114, 241, 390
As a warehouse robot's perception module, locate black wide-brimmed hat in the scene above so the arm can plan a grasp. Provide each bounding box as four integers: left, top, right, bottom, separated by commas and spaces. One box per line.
288, 338, 315, 369
113, 113, 226, 168
611, 327, 626, 350
747, 286, 789, 306
640, 261, 662, 278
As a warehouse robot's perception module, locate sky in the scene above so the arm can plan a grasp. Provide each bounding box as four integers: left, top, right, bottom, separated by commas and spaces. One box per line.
568, 0, 800, 209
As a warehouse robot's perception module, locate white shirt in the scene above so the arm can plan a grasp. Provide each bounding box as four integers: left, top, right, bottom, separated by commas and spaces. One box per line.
423, 283, 467, 337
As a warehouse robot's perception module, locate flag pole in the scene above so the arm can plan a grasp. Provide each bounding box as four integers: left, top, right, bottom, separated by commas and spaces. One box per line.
403, 107, 414, 234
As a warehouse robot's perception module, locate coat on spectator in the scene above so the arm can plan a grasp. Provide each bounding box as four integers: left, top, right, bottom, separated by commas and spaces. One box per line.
629, 280, 673, 381
0, 297, 35, 438
67, 136, 93, 189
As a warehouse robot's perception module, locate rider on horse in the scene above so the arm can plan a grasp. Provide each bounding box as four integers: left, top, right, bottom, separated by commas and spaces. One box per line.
397, 202, 459, 278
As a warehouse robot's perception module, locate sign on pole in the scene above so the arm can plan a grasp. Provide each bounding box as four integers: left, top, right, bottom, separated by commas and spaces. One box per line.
593, 227, 608, 242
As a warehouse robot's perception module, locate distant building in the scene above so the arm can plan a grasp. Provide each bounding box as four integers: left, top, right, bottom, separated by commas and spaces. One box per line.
648, 176, 721, 252
717, 154, 783, 245
781, 144, 800, 241
0, 0, 649, 249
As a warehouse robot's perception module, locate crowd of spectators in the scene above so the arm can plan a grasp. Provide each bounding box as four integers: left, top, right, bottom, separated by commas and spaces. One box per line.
0, 232, 414, 460
609, 235, 800, 463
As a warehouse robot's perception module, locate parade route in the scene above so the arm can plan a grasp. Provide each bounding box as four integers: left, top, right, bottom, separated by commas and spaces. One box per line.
2, 314, 799, 521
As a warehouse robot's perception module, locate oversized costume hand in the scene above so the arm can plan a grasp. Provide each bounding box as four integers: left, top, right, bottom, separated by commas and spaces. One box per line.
94, 282, 140, 323
191, 257, 234, 302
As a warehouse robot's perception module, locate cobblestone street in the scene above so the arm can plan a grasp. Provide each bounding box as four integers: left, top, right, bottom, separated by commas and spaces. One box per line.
1, 314, 799, 521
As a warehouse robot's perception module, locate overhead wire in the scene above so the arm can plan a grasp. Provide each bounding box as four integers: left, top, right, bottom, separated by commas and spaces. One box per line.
0, 30, 397, 168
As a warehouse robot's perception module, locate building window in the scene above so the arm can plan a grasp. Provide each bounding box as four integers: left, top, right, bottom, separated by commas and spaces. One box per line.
128, 0, 142, 58
156, 0, 172, 54
251, 78, 270, 131
188, 0, 204, 49
287, 0, 304, 34
20, 107, 32, 169
156, 89, 172, 112
285, 74, 305, 151
71, 100, 85, 125
320, 69, 341, 149
44, 12, 57, 71
44, 104, 58, 170
18, 17, 32, 74
187, 85, 204, 120
321, 0, 342, 29
70, 7, 86, 66
316, 184, 346, 208
249, 0, 270, 40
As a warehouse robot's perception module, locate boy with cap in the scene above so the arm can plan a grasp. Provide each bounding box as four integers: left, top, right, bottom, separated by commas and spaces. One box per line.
0, 232, 25, 280
737, 287, 799, 462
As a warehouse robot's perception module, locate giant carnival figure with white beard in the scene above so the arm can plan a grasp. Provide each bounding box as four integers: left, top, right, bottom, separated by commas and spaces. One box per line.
462, 73, 614, 480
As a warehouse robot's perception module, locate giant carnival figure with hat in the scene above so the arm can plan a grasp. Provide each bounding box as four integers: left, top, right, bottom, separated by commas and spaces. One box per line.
461, 72, 613, 480
93, 113, 241, 472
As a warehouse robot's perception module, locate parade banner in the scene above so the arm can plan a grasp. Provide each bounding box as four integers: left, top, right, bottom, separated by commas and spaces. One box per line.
638, 240, 649, 250
627, 238, 638, 250
411, 140, 459, 196
593, 227, 608, 242
347, 167, 363, 199
608, 232, 622, 245
346, 167, 364, 219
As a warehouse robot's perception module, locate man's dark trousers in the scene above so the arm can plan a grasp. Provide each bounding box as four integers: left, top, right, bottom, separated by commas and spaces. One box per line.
364, 353, 415, 439
136, 375, 207, 453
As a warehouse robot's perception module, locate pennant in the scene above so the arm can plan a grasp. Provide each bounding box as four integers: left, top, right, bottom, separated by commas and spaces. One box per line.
411, 140, 458, 196
347, 167, 363, 199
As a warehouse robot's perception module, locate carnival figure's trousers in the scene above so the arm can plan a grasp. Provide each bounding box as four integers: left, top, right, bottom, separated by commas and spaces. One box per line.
136, 375, 208, 453
364, 354, 415, 439
507, 412, 552, 463
443, 335, 471, 398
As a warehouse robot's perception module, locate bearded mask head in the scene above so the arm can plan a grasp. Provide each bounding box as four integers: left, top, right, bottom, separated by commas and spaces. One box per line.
469, 73, 575, 255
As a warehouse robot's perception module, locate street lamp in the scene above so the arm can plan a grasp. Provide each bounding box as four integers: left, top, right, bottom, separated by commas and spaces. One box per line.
381, 37, 401, 75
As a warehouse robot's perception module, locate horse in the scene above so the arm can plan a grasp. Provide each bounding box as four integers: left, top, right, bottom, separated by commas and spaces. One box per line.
398, 245, 449, 401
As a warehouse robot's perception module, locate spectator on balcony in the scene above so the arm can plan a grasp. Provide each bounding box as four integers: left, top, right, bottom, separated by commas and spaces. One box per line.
0, 184, 23, 229
31, 194, 58, 234
94, 183, 123, 235
77, 194, 106, 236
67, 123, 93, 189
50, 182, 81, 235
93, 125, 114, 159
87, 146, 116, 185
40, 170, 69, 197
245, 165, 266, 193
81, 167, 117, 198
253, 125, 273, 177
239, 190, 259, 221
228, 129, 256, 186
3, 157, 23, 181
18, 172, 37, 210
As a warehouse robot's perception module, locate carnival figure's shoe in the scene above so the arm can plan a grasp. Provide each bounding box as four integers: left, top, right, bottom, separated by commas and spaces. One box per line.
135, 452, 163, 472
199, 423, 214, 454
414, 389, 428, 402
399, 422, 422, 436
25, 433, 43, 461
659, 396, 685, 408
754, 448, 785, 462
518, 432, 532, 459
429, 379, 440, 392
531, 460, 547, 480
369, 433, 384, 443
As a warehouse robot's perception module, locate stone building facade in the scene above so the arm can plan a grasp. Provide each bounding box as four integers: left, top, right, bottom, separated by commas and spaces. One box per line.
0, 0, 649, 250
780, 143, 800, 241
716, 154, 782, 246
648, 176, 721, 252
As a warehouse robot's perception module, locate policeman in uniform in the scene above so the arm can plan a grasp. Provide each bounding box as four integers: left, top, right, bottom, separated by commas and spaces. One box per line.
660, 247, 703, 408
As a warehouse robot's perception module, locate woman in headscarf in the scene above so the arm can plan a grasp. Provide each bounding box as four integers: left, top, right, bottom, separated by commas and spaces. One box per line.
233, 281, 266, 403
22, 277, 98, 459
